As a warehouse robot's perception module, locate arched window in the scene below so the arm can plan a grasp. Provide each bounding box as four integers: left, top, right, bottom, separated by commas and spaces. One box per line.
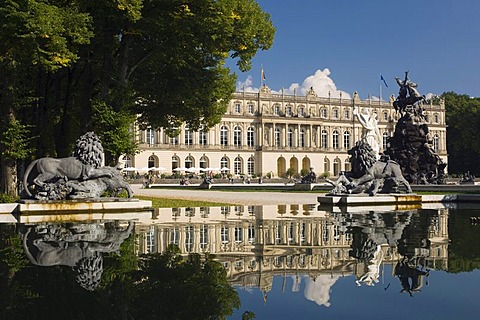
148, 155, 157, 168
247, 127, 255, 147
220, 156, 229, 170
199, 156, 209, 169
343, 131, 350, 149
433, 134, 439, 152
233, 126, 242, 147
324, 157, 330, 174
287, 128, 294, 147
234, 157, 242, 175
321, 130, 328, 148
433, 113, 439, 123
299, 129, 306, 147
184, 127, 193, 145
220, 126, 228, 146
332, 130, 339, 149
383, 132, 390, 150
122, 155, 132, 168
172, 155, 180, 170
333, 158, 341, 176
275, 127, 281, 147
185, 155, 194, 168
247, 157, 255, 176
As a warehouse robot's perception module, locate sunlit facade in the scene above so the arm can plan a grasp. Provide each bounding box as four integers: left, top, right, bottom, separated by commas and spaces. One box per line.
130, 86, 447, 177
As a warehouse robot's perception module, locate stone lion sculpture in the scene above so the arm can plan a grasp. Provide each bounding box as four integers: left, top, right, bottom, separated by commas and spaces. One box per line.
327, 141, 412, 196
23, 132, 132, 200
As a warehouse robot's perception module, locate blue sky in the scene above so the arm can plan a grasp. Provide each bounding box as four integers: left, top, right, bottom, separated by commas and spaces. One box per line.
229, 0, 480, 99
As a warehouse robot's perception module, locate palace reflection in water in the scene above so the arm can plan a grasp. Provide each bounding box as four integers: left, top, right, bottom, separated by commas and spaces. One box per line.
134, 204, 449, 304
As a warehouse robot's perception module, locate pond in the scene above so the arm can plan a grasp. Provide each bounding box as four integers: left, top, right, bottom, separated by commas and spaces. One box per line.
1, 202, 479, 319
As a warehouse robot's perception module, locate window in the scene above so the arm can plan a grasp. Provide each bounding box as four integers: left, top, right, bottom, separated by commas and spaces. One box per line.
324, 158, 330, 173
234, 156, 242, 175
299, 129, 306, 147
221, 226, 229, 243
146, 225, 155, 253
199, 156, 208, 170
146, 128, 155, 144
170, 227, 179, 245
275, 128, 281, 147
148, 155, 156, 168
321, 130, 328, 148
332, 108, 339, 119
247, 103, 254, 114
344, 108, 350, 119
169, 135, 178, 145
199, 129, 207, 145
343, 131, 350, 149
383, 132, 389, 150
235, 226, 243, 243
383, 111, 389, 121
233, 126, 242, 147
172, 156, 180, 171
122, 155, 132, 168
298, 106, 305, 117
433, 113, 439, 123
184, 127, 193, 145
220, 126, 228, 146
321, 108, 327, 118
287, 128, 293, 147
274, 104, 280, 115
200, 225, 208, 250
332, 130, 339, 149
185, 226, 194, 252
286, 105, 292, 116
322, 224, 330, 242
333, 158, 340, 176
248, 224, 255, 243
185, 155, 194, 168
247, 127, 255, 147
433, 134, 439, 152
234, 103, 241, 113
220, 156, 228, 170
247, 157, 255, 176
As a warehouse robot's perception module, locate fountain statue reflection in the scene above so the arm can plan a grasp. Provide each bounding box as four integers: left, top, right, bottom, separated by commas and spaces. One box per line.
20, 221, 134, 291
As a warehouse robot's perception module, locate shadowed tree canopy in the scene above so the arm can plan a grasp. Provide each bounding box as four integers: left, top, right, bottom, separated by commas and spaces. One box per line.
0, 0, 275, 195
443, 92, 480, 175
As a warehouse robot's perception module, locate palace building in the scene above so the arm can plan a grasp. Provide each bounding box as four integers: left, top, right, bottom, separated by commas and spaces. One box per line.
129, 85, 447, 177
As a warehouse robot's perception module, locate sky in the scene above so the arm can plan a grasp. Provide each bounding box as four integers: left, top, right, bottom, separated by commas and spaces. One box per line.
228, 0, 480, 100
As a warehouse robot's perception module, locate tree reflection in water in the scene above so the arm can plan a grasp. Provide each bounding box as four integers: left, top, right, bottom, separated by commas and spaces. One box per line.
0, 223, 240, 320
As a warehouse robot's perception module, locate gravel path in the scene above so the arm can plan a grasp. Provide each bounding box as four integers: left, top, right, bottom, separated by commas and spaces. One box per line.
131, 184, 320, 205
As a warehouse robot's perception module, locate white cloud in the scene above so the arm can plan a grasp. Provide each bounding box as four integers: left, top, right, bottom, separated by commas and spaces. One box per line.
236, 68, 350, 99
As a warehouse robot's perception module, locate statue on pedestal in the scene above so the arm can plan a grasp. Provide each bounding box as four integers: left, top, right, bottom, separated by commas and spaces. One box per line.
22, 132, 133, 200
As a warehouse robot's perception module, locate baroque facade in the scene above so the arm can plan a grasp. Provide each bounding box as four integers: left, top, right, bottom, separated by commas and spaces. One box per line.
130, 86, 447, 177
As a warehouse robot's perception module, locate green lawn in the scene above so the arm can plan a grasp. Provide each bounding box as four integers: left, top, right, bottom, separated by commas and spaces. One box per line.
136, 196, 236, 208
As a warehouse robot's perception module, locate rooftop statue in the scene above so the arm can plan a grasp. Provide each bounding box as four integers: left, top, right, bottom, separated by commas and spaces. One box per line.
22, 132, 133, 200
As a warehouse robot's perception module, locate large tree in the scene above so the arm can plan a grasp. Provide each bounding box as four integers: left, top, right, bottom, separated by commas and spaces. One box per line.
0, 0, 275, 196
443, 92, 480, 175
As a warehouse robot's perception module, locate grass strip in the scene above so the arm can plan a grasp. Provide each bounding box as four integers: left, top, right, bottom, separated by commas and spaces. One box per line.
136, 196, 235, 208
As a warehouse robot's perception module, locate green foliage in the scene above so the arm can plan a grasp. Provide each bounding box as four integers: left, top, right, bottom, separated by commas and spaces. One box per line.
0, 232, 28, 275
133, 245, 240, 319
0, 193, 18, 203
300, 168, 309, 177
92, 101, 138, 164
0, 119, 34, 161
286, 167, 295, 178
443, 92, 480, 174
